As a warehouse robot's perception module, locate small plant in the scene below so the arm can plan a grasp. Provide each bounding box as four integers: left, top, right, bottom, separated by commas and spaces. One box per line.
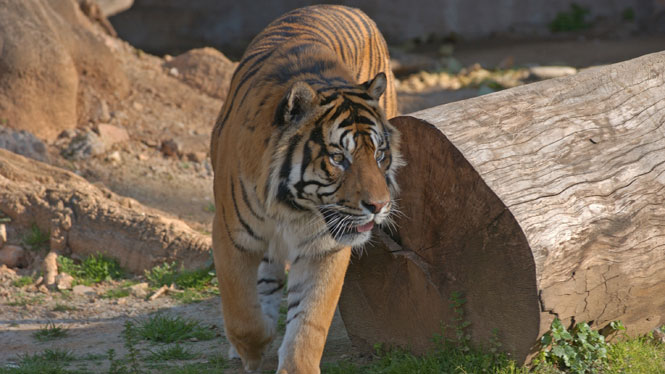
622, 7, 635, 21
203, 203, 215, 213
536, 318, 618, 374
136, 314, 215, 344
102, 288, 131, 299
7, 291, 44, 306
32, 321, 68, 342
146, 344, 196, 361
145, 262, 215, 291
57, 254, 124, 285
550, 3, 591, 32
52, 303, 78, 312
12, 276, 34, 288
22, 223, 49, 251
121, 320, 144, 374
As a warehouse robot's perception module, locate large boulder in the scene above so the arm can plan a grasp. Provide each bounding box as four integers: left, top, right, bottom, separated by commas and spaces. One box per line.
0, 0, 129, 141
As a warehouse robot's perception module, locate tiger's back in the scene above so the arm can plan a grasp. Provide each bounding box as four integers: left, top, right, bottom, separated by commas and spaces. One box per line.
210, 6, 401, 374
211, 5, 396, 168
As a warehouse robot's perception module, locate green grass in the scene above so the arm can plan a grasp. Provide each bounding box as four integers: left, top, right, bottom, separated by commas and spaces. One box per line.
32, 321, 68, 342
22, 223, 49, 251
146, 344, 197, 361
11, 276, 34, 288
135, 314, 215, 344
0, 349, 85, 374
169, 288, 218, 304
145, 262, 215, 290
7, 292, 44, 306
57, 254, 124, 285
102, 287, 131, 299
52, 303, 78, 312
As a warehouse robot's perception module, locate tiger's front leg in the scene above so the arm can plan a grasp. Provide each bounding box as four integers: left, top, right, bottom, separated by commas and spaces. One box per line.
277, 247, 352, 374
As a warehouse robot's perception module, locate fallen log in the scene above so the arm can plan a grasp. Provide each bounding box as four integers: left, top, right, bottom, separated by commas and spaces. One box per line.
339, 51, 665, 362
0, 149, 211, 273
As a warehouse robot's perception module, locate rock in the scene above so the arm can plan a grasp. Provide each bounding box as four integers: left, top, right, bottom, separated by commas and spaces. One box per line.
0, 127, 48, 162
115, 297, 128, 305
62, 131, 106, 160
0, 264, 17, 282
164, 47, 236, 100
132, 101, 143, 111
43, 251, 58, 286
106, 150, 122, 163
94, 0, 134, 17
0, 0, 129, 141
97, 124, 129, 147
129, 282, 149, 298
0, 245, 25, 268
72, 284, 96, 296
95, 99, 112, 123
186, 151, 207, 163
55, 272, 74, 290
0, 224, 6, 247
528, 66, 578, 80
38, 284, 49, 294
160, 138, 182, 158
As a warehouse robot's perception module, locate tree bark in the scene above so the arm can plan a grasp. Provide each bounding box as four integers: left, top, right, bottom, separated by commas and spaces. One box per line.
339, 51, 665, 362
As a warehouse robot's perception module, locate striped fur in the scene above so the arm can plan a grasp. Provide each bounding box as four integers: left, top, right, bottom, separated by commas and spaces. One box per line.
210, 5, 403, 373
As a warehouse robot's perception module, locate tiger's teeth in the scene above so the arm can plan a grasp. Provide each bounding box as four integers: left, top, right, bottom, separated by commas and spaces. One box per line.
356, 221, 374, 232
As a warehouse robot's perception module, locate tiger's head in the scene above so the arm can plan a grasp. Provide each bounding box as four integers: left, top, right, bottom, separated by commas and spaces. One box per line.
270, 72, 404, 247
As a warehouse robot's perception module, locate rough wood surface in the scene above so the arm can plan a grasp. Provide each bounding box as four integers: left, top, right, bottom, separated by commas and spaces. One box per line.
339, 51, 665, 362
0, 149, 211, 273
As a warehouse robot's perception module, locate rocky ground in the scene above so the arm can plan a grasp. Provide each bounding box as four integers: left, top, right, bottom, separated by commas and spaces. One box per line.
1, 0, 665, 372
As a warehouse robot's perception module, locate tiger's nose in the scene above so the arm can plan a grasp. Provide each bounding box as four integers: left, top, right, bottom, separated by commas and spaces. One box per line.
362, 200, 388, 214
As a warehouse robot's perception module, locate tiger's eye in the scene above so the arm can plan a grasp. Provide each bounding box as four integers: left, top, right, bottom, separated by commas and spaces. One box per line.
331, 153, 345, 165
376, 149, 386, 163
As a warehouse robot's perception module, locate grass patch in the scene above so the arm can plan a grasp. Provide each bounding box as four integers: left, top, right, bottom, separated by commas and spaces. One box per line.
146, 344, 197, 361
7, 292, 44, 306
11, 276, 34, 288
136, 314, 215, 344
22, 223, 49, 251
169, 288, 217, 304
203, 203, 215, 213
32, 321, 68, 342
102, 287, 130, 299
52, 303, 78, 312
145, 262, 215, 290
19, 349, 75, 365
57, 254, 124, 285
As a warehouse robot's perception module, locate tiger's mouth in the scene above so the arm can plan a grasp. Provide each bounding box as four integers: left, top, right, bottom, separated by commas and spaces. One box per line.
319, 208, 377, 240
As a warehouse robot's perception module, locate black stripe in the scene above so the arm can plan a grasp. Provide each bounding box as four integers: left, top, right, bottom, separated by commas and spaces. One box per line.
220, 205, 253, 253
260, 284, 284, 296
231, 180, 265, 242
257, 278, 278, 284
287, 300, 301, 312
239, 178, 264, 222
286, 311, 302, 325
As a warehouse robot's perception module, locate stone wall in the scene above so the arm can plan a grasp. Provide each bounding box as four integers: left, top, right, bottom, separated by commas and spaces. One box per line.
109, 0, 664, 55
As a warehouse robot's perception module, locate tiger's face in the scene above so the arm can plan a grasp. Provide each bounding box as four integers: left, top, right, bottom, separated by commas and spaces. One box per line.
273, 73, 403, 247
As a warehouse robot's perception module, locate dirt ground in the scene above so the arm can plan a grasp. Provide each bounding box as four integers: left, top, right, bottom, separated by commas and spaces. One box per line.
1, 2, 664, 371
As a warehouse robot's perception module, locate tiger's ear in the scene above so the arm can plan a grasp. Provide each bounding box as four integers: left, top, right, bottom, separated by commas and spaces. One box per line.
277, 81, 319, 125
362, 72, 387, 101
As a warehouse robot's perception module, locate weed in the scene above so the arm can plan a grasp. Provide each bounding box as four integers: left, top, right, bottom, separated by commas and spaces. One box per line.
53, 303, 78, 312
146, 344, 196, 361
535, 318, 616, 374
169, 288, 215, 304
136, 314, 215, 344
19, 349, 75, 364
550, 3, 591, 32
203, 203, 215, 213
277, 303, 287, 334
12, 276, 34, 288
32, 321, 68, 342
22, 223, 49, 251
622, 7, 635, 21
145, 262, 216, 294
102, 288, 130, 299
1, 349, 85, 374
122, 320, 143, 374
7, 292, 44, 306
57, 254, 124, 285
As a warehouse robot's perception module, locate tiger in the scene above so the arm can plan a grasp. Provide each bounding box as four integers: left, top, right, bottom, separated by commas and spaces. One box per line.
210, 5, 403, 373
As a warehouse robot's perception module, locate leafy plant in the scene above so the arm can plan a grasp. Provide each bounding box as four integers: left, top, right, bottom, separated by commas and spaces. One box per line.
535, 318, 618, 374
145, 262, 215, 291
57, 254, 124, 285
32, 321, 68, 342
550, 3, 591, 32
146, 344, 196, 361
22, 223, 49, 251
12, 276, 34, 288
136, 314, 215, 344
102, 288, 131, 299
